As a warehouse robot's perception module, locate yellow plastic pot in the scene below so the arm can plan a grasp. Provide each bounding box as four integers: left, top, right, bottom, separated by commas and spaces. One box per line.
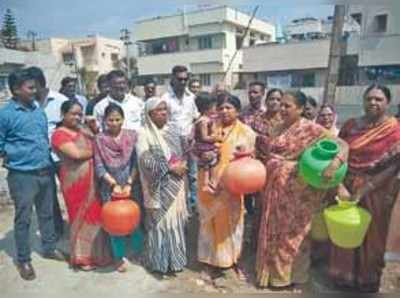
324, 197, 372, 249
311, 211, 329, 242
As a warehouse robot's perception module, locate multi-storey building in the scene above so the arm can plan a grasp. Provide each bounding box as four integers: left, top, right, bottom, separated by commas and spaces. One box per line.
134, 5, 275, 89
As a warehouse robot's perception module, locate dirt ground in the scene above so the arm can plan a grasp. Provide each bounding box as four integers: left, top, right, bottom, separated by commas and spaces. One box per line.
0, 200, 398, 295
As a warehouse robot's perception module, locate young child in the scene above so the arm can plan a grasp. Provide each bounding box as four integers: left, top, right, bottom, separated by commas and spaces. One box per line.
194, 92, 222, 194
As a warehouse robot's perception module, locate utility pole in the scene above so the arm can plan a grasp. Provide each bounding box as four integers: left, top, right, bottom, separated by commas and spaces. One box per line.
323, 5, 346, 104
120, 28, 132, 81
27, 30, 37, 51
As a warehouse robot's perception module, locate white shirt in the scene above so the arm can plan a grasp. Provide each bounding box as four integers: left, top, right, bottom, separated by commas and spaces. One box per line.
75, 94, 88, 112
37, 89, 69, 162
93, 93, 144, 131
161, 87, 199, 137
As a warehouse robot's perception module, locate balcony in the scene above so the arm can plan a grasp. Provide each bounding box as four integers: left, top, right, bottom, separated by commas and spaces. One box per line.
137, 48, 225, 75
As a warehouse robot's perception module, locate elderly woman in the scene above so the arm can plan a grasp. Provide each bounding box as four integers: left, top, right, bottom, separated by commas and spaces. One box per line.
136, 97, 188, 275
255, 90, 348, 289
197, 92, 256, 280
51, 100, 112, 271
329, 85, 400, 293
316, 104, 339, 136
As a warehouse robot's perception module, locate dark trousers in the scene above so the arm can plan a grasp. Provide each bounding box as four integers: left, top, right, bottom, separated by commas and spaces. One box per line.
187, 155, 198, 210
7, 170, 57, 263
51, 170, 64, 237
244, 193, 255, 215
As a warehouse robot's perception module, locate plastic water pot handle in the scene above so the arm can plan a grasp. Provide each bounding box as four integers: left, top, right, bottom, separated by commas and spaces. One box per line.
335, 196, 360, 207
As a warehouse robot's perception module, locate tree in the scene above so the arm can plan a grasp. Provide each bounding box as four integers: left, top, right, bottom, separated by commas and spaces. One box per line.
1, 9, 18, 49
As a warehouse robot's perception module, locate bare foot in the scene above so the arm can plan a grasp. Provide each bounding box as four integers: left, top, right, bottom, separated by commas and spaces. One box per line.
115, 260, 127, 273
202, 184, 216, 194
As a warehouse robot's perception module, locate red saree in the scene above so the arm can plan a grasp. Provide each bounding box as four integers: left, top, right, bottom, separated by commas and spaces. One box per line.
329, 116, 400, 292
52, 127, 112, 267
256, 118, 328, 287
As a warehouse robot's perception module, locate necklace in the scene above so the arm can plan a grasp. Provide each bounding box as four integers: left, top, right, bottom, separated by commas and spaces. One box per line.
362, 115, 387, 129
220, 121, 237, 142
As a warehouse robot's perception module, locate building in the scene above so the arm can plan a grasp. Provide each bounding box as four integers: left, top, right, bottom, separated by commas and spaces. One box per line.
284, 15, 360, 41
241, 3, 400, 105
346, 4, 400, 85
20, 35, 126, 94
242, 39, 331, 89
0, 47, 72, 105
134, 5, 276, 89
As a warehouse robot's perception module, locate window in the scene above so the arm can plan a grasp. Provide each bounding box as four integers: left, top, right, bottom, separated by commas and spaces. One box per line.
199, 36, 212, 50
292, 72, 315, 87
199, 74, 211, 86
374, 14, 388, 33
338, 55, 359, 86
62, 52, 74, 65
303, 73, 316, 87
111, 53, 119, 61
0, 75, 7, 91
351, 13, 362, 26
236, 36, 242, 50
267, 74, 292, 89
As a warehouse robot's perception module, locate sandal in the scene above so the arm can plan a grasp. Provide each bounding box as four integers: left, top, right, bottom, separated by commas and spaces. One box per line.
80, 265, 96, 271
233, 265, 247, 281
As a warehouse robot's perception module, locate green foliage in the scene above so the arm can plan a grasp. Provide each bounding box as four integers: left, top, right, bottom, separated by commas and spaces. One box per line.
1, 8, 18, 49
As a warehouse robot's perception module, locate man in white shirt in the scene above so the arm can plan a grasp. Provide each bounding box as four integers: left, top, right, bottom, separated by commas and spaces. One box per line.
161, 65, 199, 213
94, 70, 144, 131
28, 66, 69, 239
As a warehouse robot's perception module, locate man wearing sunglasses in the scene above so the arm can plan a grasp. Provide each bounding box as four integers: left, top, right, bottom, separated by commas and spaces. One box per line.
162, 65, 199, 214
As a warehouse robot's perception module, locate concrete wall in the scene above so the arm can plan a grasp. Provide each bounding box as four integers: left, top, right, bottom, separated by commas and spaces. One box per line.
348, 4, 400, 67
135, 6, 275, 42
285, 19, 322, 36
0, 48, 73, 104
242, 39, 330, 73
138, 48, 224, 75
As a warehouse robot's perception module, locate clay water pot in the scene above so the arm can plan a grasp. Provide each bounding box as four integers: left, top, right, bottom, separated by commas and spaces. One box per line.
222, 152, 267, 196
101, 193, 141, 236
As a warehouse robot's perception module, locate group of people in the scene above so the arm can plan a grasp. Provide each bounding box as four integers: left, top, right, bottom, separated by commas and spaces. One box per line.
0, 64, 399, 294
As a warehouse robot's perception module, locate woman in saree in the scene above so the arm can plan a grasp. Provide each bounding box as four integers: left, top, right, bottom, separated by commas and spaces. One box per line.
197, 92, 256, 281
94, 103, 143, 273
252, 88, 284, 138
136, 97, 188, 276
255, 90, 348, 289
51, 100, 112, 271
316, 104, 339, 136
329, 84, 400, 293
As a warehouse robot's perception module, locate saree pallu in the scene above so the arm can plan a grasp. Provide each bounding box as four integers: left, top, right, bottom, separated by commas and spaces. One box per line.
52, 128, 112, 267
256, 118, 328, 287
137, 123, 189, 274
197, 120, 256, 268
329, 117, 400, 291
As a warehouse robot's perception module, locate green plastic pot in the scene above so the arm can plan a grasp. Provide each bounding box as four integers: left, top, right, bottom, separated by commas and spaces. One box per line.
324, 197, 372, 249
299, 139, 348, 189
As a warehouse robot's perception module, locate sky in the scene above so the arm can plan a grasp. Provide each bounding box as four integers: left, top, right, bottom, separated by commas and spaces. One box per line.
0, 0, 334, 40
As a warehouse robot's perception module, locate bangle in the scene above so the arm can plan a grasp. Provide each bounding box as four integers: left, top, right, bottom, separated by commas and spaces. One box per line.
335, 155, 345, 164
366, 181, 375, 190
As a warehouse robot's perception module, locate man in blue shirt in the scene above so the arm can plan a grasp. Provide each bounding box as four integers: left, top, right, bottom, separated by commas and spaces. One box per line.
0, 69, 66, 281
